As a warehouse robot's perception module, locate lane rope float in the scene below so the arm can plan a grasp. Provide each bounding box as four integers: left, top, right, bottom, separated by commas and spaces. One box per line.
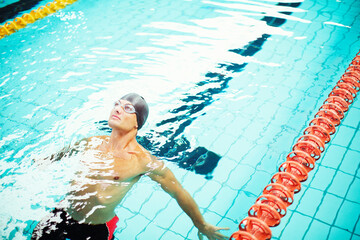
0, 0, 78, 39
230, 50, 360, 240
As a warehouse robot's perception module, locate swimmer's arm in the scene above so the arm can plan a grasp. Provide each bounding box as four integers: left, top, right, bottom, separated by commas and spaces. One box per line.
36, 138, 88, 162
148, 161, 205, 228
147, 156, 229, 239
45, 145, 76, 162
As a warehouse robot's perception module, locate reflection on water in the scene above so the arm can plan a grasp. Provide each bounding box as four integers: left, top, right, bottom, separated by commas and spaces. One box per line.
97, 2, 302, 179
0, 0, 304, 238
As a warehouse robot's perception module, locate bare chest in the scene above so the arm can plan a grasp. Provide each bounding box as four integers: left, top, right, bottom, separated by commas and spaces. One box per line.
79, 150, 144, 182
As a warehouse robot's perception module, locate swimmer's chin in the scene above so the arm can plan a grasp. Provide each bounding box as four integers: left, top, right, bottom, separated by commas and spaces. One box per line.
108, 119, 120, 128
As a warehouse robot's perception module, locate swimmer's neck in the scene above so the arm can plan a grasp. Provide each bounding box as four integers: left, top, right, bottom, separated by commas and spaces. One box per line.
107, 128, 138, 152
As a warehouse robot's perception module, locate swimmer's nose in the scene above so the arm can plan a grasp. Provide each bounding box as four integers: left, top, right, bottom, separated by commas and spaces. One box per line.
115, 105, 124, 115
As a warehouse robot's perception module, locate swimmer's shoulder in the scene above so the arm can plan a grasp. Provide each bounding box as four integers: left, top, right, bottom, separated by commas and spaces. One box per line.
86, 135, 110, 144
134, 144, 164, 174
133, 143, 151, 163
74, 135, 108, 150
86, 135, 109, 141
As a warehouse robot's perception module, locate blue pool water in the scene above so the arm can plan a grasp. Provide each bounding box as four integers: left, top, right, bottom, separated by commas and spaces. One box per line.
0, 0, 359, 239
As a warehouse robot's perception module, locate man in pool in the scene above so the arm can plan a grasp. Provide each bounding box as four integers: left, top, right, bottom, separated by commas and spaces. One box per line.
31, 93, 229, 240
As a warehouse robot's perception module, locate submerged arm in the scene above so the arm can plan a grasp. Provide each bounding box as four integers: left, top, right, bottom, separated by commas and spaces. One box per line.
45, 145, 76, 162
147, 156, 229, 239
35, 138, 88, 162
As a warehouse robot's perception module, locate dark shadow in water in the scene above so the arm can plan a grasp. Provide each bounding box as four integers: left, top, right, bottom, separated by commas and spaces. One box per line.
97, 2, 302, 179
0, 0, 42, 24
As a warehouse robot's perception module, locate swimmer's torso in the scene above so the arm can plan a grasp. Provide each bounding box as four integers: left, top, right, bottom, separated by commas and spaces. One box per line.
62, 136, 150, 224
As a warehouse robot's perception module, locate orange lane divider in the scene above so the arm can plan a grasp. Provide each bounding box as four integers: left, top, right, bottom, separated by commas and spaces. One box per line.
230, 50, 360, 240
0, 0, 78, 39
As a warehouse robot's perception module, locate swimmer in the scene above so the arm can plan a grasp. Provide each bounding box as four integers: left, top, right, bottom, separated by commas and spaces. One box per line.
31, 93, 229, 240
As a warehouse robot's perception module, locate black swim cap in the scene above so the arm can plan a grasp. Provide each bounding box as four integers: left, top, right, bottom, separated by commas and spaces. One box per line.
120, 93, 149, 130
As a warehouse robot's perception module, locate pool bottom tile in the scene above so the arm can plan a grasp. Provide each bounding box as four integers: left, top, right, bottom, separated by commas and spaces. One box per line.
334, 200, 360, 233
328, 171, 353, 198
350, 130, 360, 152
327, 226, 352, 240
315, 193, 343, 225
331, 125, 356, 148
307, 166, 336, 191
303, 219, 330, 240
296, 187, 324, 217
319, 145, 347, 170
279, 212, 312, 240
339, 150, 360, 176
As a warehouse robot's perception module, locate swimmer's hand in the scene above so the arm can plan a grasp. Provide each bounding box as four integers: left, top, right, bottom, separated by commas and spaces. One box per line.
197, 222, 230, 240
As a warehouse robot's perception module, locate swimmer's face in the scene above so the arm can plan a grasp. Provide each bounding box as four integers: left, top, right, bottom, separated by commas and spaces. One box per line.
108, 100, 138, 131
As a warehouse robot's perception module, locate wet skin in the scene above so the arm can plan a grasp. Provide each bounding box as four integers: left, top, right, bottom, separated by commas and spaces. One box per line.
48, 99, 229, 239
62, 135, 162, 224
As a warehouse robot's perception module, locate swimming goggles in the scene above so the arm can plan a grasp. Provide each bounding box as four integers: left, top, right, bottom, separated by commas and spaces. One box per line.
114, 100, 136, 114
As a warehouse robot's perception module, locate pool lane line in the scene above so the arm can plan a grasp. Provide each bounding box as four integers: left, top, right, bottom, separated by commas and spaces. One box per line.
0, 0, 78, 40
230, 51, 360, 240
0, 1, 44, 24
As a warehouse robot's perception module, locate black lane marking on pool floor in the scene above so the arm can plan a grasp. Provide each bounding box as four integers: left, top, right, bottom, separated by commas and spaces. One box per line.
97, 2, 302, 178
0, 0, 42, 24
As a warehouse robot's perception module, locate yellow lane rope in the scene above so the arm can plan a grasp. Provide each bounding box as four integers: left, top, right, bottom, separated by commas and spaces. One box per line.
0, 0, 78, 39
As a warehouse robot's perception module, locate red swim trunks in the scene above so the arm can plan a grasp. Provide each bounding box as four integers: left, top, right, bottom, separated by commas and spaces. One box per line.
31, 208, 119, 240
